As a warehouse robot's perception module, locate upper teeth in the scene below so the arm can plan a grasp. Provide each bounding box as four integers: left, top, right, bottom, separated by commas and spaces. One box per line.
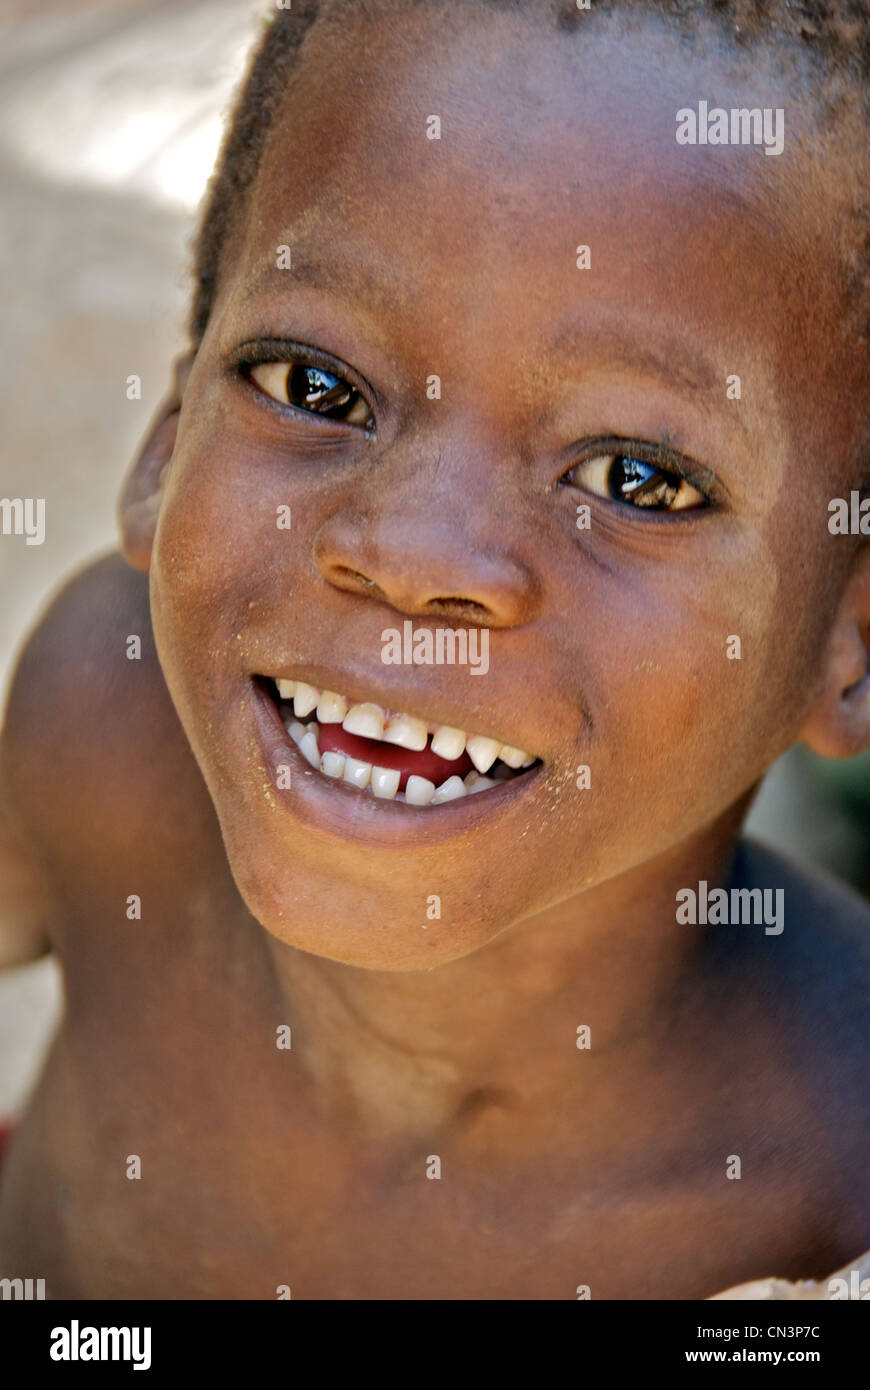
272, 677, 537, 804
342, 701, 386, 741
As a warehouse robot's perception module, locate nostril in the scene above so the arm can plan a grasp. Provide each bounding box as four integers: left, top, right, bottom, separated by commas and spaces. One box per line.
334, 567, 386, 599
425, 597, 492, 623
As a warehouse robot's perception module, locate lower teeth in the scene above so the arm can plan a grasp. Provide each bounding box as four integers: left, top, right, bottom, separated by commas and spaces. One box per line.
281, 709, 518, 806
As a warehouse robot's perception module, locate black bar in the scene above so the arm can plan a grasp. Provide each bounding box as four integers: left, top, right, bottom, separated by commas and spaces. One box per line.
1, 1296, 865, 1375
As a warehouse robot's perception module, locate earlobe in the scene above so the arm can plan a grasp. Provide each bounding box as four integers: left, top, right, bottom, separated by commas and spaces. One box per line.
118, 352, 194, 573
799, 549, 870, 760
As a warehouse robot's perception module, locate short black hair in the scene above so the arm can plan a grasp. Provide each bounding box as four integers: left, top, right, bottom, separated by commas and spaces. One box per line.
189, 0, 870, 346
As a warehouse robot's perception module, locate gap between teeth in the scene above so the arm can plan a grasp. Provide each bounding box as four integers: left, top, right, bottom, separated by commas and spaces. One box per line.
275, 678, 535, 777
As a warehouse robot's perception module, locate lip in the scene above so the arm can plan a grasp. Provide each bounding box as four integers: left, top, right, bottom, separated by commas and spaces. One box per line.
248, 677, 545, 849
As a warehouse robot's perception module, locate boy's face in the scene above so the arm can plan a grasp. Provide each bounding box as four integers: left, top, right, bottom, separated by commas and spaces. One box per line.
144, 5, 867, 969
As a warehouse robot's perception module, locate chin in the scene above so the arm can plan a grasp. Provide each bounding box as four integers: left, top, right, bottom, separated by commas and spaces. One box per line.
221, 828, 514, 971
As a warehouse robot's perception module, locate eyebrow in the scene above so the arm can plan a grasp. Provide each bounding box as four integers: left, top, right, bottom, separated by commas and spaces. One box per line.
242, 242, 733, 402
547, 319, 724, 399
241, 241, 414, 318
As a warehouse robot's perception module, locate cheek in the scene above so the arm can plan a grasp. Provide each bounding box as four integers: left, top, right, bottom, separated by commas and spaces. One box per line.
557, 524, 800, 847
147, 459, 261, 786
150, 435, 285, 658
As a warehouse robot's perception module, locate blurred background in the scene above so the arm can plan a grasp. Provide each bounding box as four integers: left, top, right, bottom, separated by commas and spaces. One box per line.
0, 0, 868, 1118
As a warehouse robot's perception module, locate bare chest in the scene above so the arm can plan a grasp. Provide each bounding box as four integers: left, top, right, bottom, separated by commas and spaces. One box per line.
0, 1031, 820, 1301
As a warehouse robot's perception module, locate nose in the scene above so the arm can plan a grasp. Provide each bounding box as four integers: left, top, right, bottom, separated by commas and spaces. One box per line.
313, 463, 541, 629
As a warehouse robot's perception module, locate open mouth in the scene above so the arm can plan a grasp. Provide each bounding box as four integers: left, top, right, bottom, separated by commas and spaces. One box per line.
258, 677, 541, 808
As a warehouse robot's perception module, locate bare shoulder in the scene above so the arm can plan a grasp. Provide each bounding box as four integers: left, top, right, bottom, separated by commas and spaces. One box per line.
732, 838, 870, 1254
734, 836, 870, 989
734, 836, 870, 1076
0, 552, 217, 951
2, 551, 172, 822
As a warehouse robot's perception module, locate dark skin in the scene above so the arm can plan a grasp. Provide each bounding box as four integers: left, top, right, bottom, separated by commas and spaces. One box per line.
1, 6, 870, 1298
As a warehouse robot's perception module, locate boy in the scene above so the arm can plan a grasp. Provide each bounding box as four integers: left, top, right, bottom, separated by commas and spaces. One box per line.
0, 0, 869, 1299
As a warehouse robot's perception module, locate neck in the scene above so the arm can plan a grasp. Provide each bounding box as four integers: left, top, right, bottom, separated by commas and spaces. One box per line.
261, 806, 747, 1151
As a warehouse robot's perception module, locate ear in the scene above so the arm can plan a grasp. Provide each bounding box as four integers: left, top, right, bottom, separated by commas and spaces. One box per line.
118, 351, 194, 572
798, 547, 870, 759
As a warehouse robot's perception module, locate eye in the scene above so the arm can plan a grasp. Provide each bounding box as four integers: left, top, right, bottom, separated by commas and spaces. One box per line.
568, 452, 707, 512
248, 362, 372, 426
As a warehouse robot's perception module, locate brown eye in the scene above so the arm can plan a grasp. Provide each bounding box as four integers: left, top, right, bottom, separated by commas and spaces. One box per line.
571, 453, 706, 511
249, 362, 371, 425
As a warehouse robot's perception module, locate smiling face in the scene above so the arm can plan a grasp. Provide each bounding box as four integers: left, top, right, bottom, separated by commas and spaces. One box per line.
139, 4, 869, 969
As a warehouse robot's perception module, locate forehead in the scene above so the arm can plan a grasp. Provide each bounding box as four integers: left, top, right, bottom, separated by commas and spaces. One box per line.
213, 4, 864, 456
